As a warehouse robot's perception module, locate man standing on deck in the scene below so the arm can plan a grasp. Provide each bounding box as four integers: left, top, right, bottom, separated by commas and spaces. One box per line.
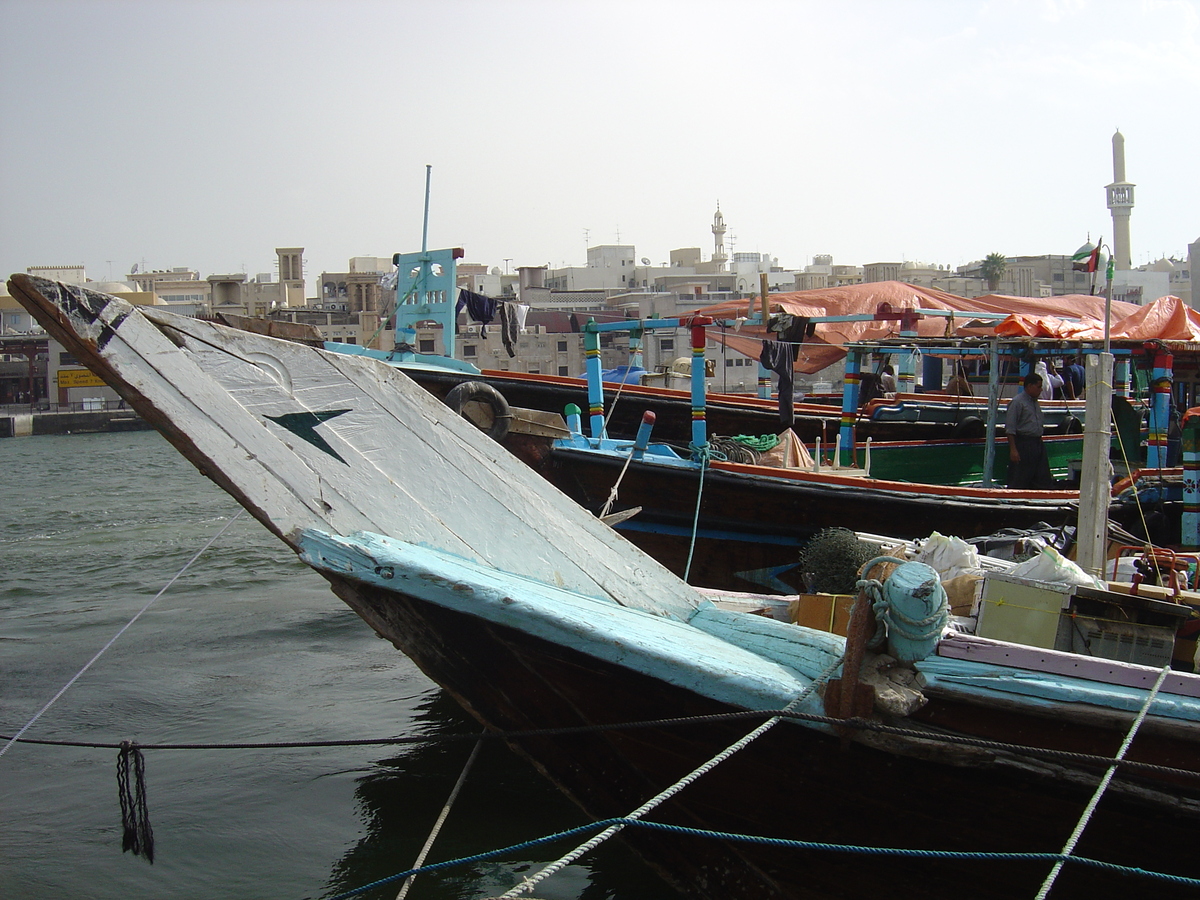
1063, 356, 1086, 400
1006, 373, 1054, 489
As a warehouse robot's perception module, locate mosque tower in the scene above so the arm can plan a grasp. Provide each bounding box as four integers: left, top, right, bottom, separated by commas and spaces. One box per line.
1106, 131, 1135, 271
711, 203, 728, 272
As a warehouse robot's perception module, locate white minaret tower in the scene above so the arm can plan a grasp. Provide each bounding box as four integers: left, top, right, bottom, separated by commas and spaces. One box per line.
711, 203, 728, 272
1106, 131, 1135, 271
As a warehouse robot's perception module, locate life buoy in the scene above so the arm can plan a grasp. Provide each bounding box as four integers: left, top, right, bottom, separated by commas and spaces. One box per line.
444, 381, 512, 441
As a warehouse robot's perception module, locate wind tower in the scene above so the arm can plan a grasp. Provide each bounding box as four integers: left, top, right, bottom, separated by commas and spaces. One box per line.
276, 247, 305, 307
1107, 131, 1135, 271
711, 203, 728, 272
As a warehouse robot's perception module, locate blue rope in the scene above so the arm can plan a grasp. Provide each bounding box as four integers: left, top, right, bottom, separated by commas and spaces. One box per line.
321, 816, 1200, 898
683, 442, 725, 583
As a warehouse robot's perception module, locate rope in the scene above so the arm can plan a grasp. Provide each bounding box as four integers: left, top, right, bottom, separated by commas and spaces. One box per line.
599, 441, 639, 519
371, 271, 421, 351
323, 815, 1200, 900
3, 709, 1196, 782
856, 557, 948, 652
0, 510, 245, 761
1109, 383, 1157, 548
683, 442, 725, 582
117, 741, 154, 863
1034, 663, 1173, 900
494, 652, 846, 899
395, 732, 485, 899
600, 367, 633, 434
708, 435, 759, 464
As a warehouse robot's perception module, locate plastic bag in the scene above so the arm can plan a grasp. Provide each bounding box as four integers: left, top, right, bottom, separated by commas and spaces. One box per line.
1009, 546, 1104, 589
916, 532, 980, 581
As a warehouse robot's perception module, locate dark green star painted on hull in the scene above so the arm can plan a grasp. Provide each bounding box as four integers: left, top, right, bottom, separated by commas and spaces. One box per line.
264, 409, 351, 464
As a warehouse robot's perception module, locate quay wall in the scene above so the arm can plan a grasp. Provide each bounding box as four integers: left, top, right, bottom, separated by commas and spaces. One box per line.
0, 409, 153, 438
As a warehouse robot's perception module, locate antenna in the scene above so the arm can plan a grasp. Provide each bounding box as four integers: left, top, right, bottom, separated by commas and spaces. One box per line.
641, 257, 651, 266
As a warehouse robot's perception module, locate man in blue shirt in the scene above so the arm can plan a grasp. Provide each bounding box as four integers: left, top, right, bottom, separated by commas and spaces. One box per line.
1063, 356, 1086, 400
1006, 373, 1054, 489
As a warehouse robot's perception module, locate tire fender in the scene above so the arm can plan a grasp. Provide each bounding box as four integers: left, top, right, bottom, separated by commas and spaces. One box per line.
444, 381, 512, 442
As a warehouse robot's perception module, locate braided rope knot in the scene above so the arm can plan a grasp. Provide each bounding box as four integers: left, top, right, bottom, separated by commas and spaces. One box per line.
689, 441, 727, 465
857, 559, 949, 661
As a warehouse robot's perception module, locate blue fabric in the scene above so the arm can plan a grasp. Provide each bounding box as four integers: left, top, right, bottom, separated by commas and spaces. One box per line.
591, 365, 646, 384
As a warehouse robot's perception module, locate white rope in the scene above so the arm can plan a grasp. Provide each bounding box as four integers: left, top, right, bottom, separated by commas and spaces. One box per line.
1033, 663, 1172, 900
598, 444, 638, 519
497, 652, 846, 898
0, 510, 245, 760
395, 732, 485, 899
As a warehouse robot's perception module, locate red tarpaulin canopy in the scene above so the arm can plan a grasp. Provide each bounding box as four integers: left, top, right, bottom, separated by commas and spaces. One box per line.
693, 283, 1152, 374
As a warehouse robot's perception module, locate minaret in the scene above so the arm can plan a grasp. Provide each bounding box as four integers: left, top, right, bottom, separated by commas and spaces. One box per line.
1106, 131, 1135, 271
711, 203, 728, 272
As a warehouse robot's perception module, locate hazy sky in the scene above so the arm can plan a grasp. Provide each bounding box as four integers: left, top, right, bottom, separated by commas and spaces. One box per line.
2, 0, 1197, 293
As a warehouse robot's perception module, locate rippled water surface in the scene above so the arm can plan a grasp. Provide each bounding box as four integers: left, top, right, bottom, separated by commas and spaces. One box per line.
0, 430, 667, 899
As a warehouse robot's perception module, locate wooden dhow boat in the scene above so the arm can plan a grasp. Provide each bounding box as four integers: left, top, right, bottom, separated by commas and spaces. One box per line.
11, 274, 1199, 900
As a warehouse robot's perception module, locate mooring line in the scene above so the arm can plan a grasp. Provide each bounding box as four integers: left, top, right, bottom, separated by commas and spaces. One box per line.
0, 510, 245, 761
496, 651, 846, 898
394, 731, 485, 899
1034, 662, 1172, 900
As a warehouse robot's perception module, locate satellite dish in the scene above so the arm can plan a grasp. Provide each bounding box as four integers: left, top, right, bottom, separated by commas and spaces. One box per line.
490, 267, 502, 276
641, 257, 651, 265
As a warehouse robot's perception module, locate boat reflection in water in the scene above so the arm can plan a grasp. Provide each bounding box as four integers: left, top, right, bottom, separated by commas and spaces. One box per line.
325, 691, 670, 900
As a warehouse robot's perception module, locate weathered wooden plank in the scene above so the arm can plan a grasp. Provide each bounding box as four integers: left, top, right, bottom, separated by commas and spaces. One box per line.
936, 631, 1200, 699
14, 278, 700, 618
297, 528, 830, 719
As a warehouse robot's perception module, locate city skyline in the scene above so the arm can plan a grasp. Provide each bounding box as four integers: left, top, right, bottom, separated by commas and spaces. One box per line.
2, 1, 1197, 285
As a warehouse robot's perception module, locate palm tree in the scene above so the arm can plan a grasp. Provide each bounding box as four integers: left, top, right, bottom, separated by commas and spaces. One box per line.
980, 252, 1007, 292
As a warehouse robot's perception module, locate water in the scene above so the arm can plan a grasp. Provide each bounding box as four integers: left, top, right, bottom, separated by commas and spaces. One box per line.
0, 431, 668, 899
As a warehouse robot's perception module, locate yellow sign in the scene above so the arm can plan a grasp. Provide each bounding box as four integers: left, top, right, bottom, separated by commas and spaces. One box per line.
57, 368, 107, 388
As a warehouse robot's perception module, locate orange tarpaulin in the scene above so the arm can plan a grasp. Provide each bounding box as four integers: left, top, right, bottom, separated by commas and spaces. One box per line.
694, 283, 1149, 374
1108, 295, 1200, 341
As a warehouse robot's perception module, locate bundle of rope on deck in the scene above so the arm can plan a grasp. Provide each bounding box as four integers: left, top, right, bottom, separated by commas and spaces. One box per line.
706, 436, 759, 464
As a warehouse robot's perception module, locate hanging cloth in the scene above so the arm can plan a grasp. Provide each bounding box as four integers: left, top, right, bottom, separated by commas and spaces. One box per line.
760, 340, 797, 428
498, 303, 517, 358
513, 303, 530, 334
456, 289, 497, 336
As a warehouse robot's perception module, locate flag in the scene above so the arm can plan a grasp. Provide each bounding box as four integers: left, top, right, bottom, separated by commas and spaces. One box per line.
1071, 241, 1099, 272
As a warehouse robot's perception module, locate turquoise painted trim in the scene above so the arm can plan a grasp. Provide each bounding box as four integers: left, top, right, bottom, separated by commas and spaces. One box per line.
554, 434, 692, 464
296, 528, 833, 720
323, 341, 481, 375
614, 519, 804, 546
915, 656, 1200, 723
392, 247, 459, 349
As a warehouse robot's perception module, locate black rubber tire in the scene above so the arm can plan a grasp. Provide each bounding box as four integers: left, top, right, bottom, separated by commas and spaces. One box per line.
1059, 415, 1083, 435
954, 415, 985, 439
444, 381, 512, 442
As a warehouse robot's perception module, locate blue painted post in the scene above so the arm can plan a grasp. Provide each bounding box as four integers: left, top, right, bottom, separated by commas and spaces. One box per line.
840, 349, 862, 467
633, 411, 656, 460
1114, 356, 1131, 398
757, 362, 773, 399
1148, 348, 1173, 469
1183, 412, 1200, 550
565, 403, 582, 436
583, 322, 606, 439
689, 321, 708, 450
629, 326, 644, 371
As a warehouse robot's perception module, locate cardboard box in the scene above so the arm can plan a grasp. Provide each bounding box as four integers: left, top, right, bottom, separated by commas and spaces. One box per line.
788, 593, 856, 636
